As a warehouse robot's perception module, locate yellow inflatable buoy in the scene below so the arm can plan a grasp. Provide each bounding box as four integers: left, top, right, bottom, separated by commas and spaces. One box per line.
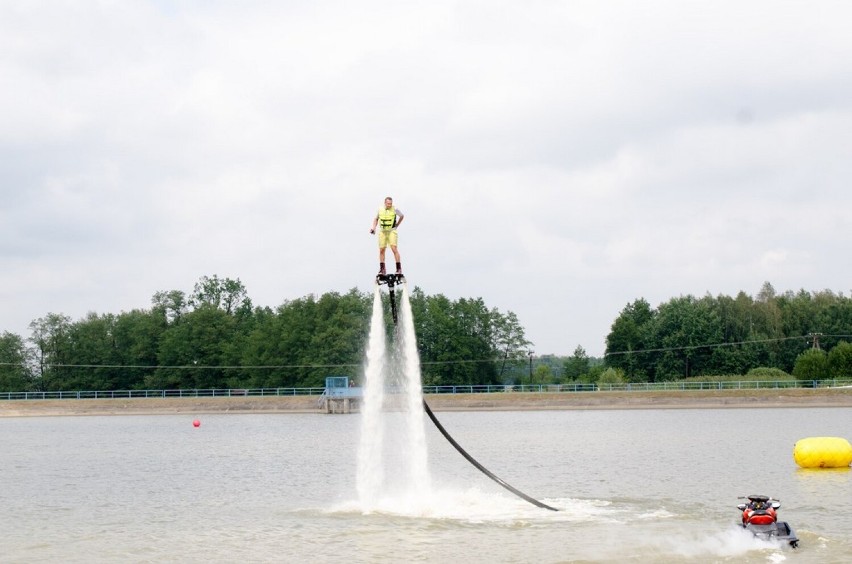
793, 437, 852, 468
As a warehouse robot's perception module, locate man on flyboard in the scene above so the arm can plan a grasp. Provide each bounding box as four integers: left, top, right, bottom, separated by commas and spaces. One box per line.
369, 196, 404, 277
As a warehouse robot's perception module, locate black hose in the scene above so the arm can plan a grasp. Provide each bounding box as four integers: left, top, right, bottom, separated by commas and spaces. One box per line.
422, 399, 558, 512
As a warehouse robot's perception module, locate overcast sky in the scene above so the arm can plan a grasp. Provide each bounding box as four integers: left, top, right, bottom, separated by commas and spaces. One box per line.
2, 1, 851, 357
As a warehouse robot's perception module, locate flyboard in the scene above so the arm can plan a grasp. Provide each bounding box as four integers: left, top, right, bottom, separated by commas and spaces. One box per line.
376, 272, 558, 512
375, 273, 405, 324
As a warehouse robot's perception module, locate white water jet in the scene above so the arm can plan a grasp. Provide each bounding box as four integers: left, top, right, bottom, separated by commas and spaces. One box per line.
356, 285, 386, 507
356, 282, 431, 511
397, 283, 430, 494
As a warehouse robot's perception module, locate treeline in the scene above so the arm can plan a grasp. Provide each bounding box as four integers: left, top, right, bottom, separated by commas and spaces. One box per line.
2, 279, 850, 393
604, 282, 852, 382
0, 275, 532, 392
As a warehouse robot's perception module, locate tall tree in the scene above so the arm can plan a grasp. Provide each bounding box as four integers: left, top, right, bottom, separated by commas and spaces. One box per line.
64, 313, 122, 390
650, 295, 722, 380
304, 289, 371, 386
605, 298, 654, 381
28, 313, 72, 391
792, 348, 829, 381
190, 275, 252, 315
827, 341, 852, 378
152, 290, 188, 324
111, 309, 167, 388
151, 306, 238, 389
0, 332, 32, 392
562, 345, 590, 381
410, 290, 521, 386
493, 310, 532, 382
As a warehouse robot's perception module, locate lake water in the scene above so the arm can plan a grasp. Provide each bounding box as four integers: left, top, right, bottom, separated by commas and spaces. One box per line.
1, 407, 849, 563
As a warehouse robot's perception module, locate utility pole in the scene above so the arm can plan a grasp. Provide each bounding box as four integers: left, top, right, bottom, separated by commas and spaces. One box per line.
527, 350, 534, 386
809, 332, 823, 350
499, 345, 509, 379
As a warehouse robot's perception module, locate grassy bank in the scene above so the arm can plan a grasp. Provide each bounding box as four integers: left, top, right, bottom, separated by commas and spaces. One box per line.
1, 387, 850, 417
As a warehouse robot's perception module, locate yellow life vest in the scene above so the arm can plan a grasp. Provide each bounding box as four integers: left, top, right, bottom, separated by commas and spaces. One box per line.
377, 207, 396, 231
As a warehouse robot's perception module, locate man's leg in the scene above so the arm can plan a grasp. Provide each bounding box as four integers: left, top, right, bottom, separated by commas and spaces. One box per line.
391, 245, 401, 274
378, 244, 387, 275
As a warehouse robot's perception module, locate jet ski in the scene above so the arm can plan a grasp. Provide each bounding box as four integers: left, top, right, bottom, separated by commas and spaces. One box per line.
737, 495, 799, 548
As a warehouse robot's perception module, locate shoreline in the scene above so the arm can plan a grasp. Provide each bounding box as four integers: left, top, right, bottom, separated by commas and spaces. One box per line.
1, 388, 850, 417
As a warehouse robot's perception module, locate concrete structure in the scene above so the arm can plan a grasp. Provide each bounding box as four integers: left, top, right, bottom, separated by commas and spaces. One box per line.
323, 376, 362, 414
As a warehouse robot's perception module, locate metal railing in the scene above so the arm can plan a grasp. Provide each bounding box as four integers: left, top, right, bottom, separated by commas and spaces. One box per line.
0, 388, 325, 401
426, 379, 851, 394
1, 379, 850, 401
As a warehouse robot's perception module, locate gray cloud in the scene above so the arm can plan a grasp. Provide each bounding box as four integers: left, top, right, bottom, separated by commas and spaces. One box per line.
2, 1, 851, 355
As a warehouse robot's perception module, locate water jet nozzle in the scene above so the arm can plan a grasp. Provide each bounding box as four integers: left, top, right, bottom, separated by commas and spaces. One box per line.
376, 273, 405, 324
375, 273, 405, 288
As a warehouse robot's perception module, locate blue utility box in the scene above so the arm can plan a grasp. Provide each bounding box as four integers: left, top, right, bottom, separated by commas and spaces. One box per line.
325, 376, 360, 398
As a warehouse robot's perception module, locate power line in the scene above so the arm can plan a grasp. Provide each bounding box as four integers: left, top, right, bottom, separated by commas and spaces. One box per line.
0, 358, 510, 370
605, 334, 852, 357
3, 335, 850, 369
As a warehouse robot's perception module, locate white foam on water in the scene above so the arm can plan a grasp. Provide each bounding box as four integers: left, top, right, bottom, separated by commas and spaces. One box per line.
644, 525, 788, 560
334, 490, 620, 524
636, 508, 677, 520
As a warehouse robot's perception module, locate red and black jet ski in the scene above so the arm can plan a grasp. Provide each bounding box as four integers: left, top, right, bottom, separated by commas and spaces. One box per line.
737, 495, 799, 548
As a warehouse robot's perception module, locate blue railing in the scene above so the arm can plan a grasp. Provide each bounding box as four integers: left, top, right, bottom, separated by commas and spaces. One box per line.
426, 379, 851, 393
0, 388, 325, 401
1, 379, 849, 401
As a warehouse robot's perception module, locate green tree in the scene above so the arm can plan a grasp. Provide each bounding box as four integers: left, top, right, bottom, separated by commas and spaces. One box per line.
111, 309, 168, 388
190, 275, 252, 316
492, 310, 531, 383
775, 290, 817, 371
649, 295, 722, 381
0, 332, 32, 391
746, 367, 793, 380
709, 292, 763, 373
562, 345, 590, 381
238, 306, 282, 388
13, 278, 541, 391
152, 290, 188, 324
605, 298, 654, 381
428, 296, 496, 385
531, 364, 553, 385
303, 289, 370, 386
239, 291, 369, 388
64, 313, 123, 390
28, 313, 72, 391
792, 348, 829, 382
409, 289, 523, 386
827, 341, 852, 378
598, 367, 625, 385
586, 364, 605, 384
151, 306, 238, 389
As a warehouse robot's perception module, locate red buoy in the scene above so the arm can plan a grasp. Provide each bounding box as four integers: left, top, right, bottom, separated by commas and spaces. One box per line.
192, 419, 201, 427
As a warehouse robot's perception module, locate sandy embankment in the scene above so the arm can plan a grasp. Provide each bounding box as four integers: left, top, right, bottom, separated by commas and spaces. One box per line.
1, 388, 850, 417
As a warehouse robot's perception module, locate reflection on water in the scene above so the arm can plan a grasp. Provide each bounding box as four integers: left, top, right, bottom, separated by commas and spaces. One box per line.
0, 408, 849, 563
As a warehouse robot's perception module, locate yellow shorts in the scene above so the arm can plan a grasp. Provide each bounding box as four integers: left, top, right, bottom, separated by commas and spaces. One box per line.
378, 229, 398, 248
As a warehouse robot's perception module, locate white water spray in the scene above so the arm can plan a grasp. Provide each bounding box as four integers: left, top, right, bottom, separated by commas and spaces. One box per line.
397, 285, 430, 493
356, 285, 387, 505
356, 282, 431, 511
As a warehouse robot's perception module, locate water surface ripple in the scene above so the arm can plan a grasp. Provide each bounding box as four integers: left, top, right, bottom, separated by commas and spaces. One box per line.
1, 408, 849, 563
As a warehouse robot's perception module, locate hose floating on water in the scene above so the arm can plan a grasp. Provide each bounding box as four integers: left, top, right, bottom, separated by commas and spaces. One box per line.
422, 399, 558, 512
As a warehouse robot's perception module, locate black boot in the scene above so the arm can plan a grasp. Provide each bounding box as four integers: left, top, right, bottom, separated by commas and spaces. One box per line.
395, 262, 402, 275
378, 263, 386, 276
